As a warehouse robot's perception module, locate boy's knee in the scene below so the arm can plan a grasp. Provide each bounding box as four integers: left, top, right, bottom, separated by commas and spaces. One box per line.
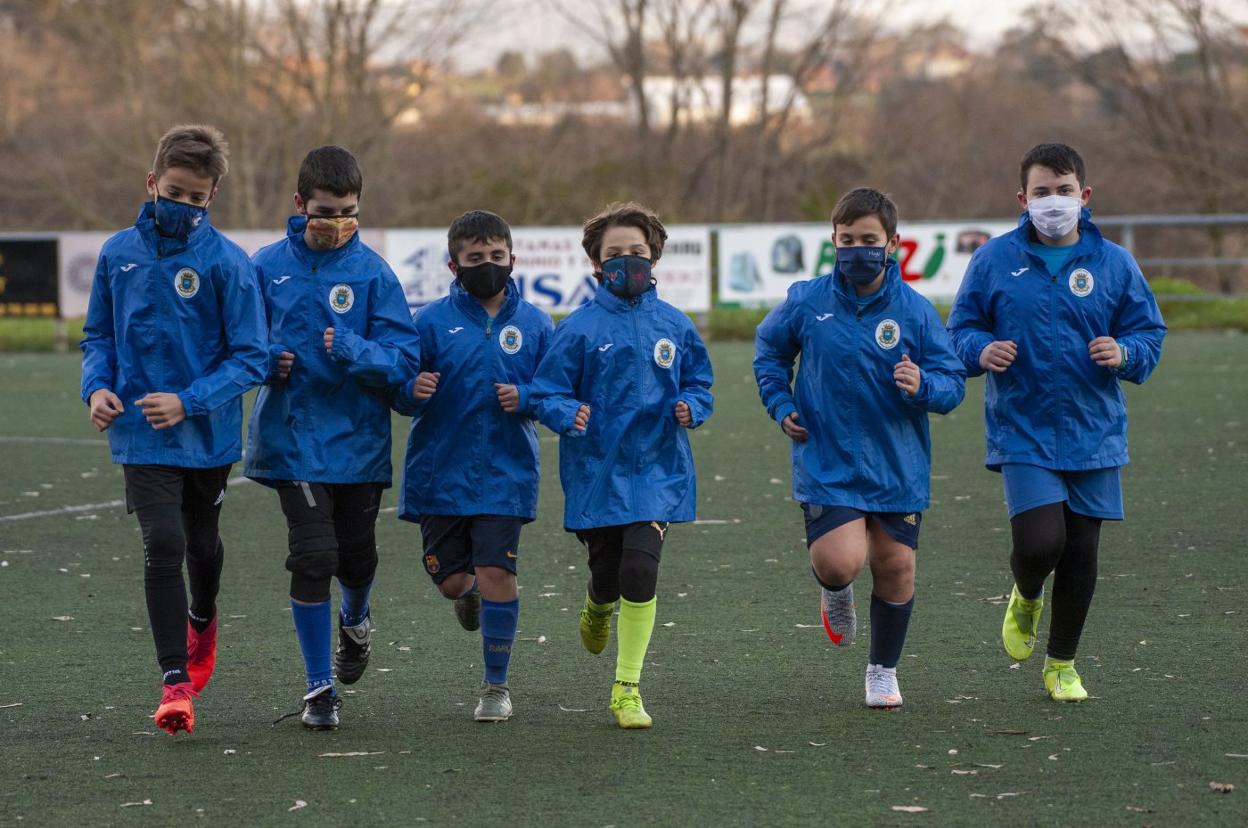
286, 523, 338, 582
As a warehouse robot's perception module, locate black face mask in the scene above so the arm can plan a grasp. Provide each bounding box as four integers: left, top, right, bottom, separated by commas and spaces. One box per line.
457, 261, 512, 299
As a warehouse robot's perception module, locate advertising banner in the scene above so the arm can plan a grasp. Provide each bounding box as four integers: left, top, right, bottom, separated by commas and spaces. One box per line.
717, 220, 1015, 306
386, 225, 713, 314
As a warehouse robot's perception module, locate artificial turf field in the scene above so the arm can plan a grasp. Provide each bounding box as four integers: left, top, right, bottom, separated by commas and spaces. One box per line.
0, 335, 1245, 826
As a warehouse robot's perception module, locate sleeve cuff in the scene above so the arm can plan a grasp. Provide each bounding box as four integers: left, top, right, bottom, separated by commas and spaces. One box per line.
177, 390, 200, 418
772, 400, 798, 425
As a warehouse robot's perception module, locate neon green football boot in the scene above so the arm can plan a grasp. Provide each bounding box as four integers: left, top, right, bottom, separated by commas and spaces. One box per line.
1043, 657, 1089, 702
1002, 584, 1044, 661
610, 681, 652, 729
579, 594, 613, 655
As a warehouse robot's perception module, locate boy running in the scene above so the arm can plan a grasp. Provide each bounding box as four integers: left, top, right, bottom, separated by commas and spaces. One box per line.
947, 144, 1165, 702
245, 146, 420, 729
80, 124, 268, 734
529, 202, 714, 729
754, 187, 965, 708
393, 210, 553, 722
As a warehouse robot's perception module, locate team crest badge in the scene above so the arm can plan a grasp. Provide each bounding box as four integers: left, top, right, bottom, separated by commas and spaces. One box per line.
499, 325, 523, 354
173, 268, 200, 299
1069, 268, 1094, 297
424, 553, 440, 574
329, 283, 354, 313
875, 319, 901, 350
653, 338, 676, 369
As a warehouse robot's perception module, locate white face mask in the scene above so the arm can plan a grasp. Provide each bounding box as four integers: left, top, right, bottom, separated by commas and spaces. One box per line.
1027, 194, 1082, 240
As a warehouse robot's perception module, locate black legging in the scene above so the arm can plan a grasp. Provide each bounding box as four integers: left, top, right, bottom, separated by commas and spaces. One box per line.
136, 501, 224, 678
1010, 502, 1102, 660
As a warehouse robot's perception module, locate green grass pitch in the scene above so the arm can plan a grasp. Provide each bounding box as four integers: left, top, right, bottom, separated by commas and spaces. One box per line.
0, 335, 1245, 825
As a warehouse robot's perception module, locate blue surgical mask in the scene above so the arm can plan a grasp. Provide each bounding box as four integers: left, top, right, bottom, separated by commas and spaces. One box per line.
154, 194, 207, 242
600, 254, 655, 299
836, 245, 888, 286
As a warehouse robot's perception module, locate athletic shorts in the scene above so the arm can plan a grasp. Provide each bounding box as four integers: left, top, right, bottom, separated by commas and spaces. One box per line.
801, 503, 922, 551
123, 464, 232, 514
1001, 464, 1123, 521
574, 521, 669, 564
418, 515, 524, 584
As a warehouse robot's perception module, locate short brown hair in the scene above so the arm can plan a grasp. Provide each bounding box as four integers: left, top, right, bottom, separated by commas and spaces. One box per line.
152, 124, 229, 184
831, 187, 898, 238
1020, 143, 1086, 190
581, 201, 669, 264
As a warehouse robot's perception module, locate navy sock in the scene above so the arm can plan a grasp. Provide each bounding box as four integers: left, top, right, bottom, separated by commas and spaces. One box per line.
291, 599, 334, 695
868, 593, 915, 669
480, 597, 519, 685
339, 579, 373, 627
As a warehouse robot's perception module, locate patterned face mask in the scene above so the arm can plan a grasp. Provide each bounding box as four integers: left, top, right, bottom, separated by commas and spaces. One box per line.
305, 215, 359, 250
154, 195, 207, 242
600, 254, 655, 299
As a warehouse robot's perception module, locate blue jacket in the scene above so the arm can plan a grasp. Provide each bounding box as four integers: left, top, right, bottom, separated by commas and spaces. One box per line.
392, 280, 553, 521
244, 216, 421, 486
80, 202, 268, 468
754, 262, 965, 512
947, 210, 1166, 471
529, 284, 714, 530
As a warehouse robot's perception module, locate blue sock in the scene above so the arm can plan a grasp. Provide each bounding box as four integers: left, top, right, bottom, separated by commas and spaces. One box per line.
868, 593, 915, 669
339, 579, 373, 627
291, 599, 334, 695
480, 597, 519, 685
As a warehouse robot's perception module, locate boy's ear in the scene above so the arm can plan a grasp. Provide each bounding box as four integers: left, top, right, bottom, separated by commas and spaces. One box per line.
145, 172, 157, 198
446, 259, 459, 275
1079, 185, 1092, 206
1016, 190, 1028, 210
887, 233, 901, 256
293, 192, 306, 214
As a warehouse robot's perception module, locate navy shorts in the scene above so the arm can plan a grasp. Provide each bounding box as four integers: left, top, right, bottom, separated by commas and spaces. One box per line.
801, 503, 922, 551
418, 515, 523, 584
1001, 464, 1123, 520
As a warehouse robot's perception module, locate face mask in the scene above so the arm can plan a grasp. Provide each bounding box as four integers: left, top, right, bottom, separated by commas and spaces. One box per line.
304, 215, 359, 250
457, 261, 512, 299
1027, 194, 1081, 240
153, 194, 207, 242
835, 245, 888, 286
600, 255, 654, 299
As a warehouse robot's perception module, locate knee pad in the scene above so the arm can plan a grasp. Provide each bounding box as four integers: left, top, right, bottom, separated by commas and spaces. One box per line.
618, 548, 660, 603
336, 529, 378, 588
286, 522, 339, 582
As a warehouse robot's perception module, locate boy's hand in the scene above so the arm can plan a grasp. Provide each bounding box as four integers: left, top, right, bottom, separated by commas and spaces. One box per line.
573, 404, 591, 432
1088, 336, 1122, 368
894, 354, 921, 396
979, 340, 1017, 373
495, 383, 520, 412
276, 351, 295, 380
675, 400, 692, 427
135, 392, 185, 430
413, 372, 440, 400
781, 412, 808, 443
324, 327, 335, 353
88, 389, 124, 431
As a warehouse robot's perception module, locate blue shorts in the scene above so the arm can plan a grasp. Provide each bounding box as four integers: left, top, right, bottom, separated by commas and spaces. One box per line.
418, 515, 523, 584
801, 503, 922, 551
1001, 464, 1123, 521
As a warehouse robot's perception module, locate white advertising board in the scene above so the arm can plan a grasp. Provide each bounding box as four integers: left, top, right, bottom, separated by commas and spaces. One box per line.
717, 220, 1016, 306
386, 225, 713, 314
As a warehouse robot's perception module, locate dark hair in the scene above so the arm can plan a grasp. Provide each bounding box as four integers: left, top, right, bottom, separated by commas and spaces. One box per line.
447, 210, 513, 262
1020, 143, 1086, 190
831, 187, 898, 238
297, 145, 363, 202
152, 124, 229, 183
581, 201, 668, 264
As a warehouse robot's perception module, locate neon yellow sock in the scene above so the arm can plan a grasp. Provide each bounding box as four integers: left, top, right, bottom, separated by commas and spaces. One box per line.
615, 596, 657, 684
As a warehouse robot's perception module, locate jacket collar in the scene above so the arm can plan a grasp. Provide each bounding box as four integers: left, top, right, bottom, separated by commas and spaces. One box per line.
450, 278, 520, 325
830, 259, 902, 312
1009, 207, 1104, 261
592, 281, 659, 314
285, 214, 361, 267
135, 200, 212, 255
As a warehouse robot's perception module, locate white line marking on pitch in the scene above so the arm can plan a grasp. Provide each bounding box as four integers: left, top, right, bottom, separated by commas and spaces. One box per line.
0, 475, 255, 522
